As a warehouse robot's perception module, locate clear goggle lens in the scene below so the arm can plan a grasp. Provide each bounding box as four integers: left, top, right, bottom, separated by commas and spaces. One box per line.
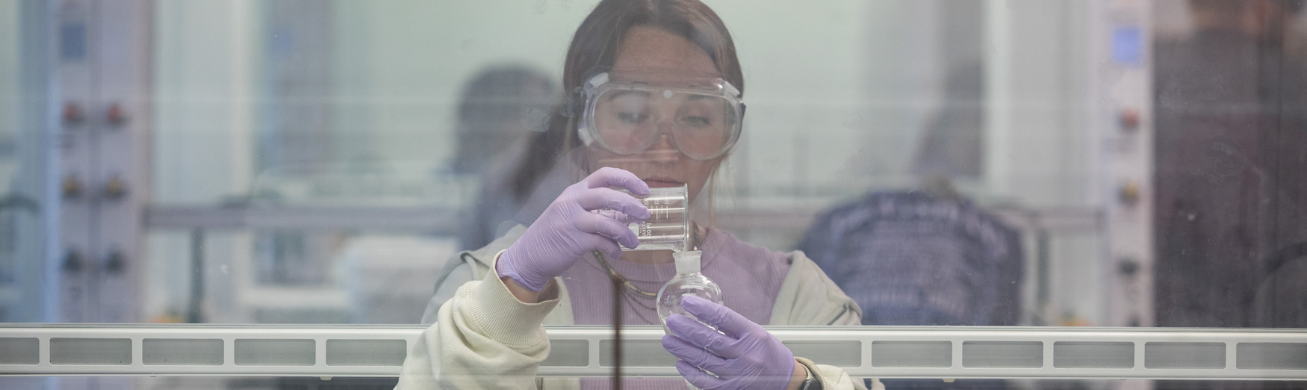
588, 84, 741, 160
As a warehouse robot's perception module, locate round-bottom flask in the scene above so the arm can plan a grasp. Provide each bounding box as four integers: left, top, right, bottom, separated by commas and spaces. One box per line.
656, 251, 723, 335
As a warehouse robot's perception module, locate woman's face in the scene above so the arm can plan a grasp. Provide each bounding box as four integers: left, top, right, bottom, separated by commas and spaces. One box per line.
586, 25, 725, 202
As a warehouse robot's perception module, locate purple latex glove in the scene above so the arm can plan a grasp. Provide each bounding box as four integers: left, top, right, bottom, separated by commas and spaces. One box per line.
497, 167, 651, 292
662, 296, 798, 390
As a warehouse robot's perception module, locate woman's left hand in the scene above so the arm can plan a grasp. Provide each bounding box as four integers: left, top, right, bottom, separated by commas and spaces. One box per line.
662, 296, 803, 390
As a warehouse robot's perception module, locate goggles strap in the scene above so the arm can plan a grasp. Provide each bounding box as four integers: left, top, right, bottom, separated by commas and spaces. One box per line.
564, 87, 583, 118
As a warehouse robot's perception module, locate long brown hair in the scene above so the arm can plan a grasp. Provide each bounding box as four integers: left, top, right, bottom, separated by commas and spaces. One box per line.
510, 0, 745, 200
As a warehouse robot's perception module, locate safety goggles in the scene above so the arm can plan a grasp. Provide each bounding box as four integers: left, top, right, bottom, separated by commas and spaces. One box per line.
578, 69, 745, 161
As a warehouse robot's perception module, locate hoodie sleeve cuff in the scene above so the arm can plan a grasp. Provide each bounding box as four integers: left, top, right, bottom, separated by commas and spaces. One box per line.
458, 250, 562, 348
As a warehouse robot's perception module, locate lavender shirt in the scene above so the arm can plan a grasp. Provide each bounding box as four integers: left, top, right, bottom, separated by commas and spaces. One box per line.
558, 228, 792, 390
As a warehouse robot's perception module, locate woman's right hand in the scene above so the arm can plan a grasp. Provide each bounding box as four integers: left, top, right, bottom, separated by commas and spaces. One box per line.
497, 167, 651, 294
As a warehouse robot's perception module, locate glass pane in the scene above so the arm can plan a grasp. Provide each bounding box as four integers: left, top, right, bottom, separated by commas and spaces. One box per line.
4, 0, 1307, 387
139, 0, 1307, 332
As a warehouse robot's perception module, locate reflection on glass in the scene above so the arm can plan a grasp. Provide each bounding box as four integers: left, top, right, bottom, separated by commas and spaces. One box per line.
135, 0, 1307, 340
128, 3, 1306, 329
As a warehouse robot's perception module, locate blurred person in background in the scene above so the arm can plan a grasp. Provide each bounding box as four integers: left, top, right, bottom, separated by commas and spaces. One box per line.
451, 65, 559, 250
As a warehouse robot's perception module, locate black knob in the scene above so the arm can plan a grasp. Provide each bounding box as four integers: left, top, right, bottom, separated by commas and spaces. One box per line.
104, 250, 126, 273
63, 249, 83, 272
1118, 257, 1140, 276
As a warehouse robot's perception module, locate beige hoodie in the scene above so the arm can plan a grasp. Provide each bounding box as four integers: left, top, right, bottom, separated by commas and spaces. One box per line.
395, 225, 880, 390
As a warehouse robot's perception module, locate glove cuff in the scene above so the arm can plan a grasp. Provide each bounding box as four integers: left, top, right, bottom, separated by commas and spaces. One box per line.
497, 247, 550, 292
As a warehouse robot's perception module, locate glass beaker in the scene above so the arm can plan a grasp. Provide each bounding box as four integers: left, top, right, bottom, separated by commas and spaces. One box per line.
621, 184, 688, 251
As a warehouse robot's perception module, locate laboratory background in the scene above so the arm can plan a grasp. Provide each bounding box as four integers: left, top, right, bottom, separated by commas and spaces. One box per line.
0, 0, 1305, 389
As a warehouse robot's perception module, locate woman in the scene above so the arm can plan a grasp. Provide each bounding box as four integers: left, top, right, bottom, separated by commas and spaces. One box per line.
399, 1, 873, 389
